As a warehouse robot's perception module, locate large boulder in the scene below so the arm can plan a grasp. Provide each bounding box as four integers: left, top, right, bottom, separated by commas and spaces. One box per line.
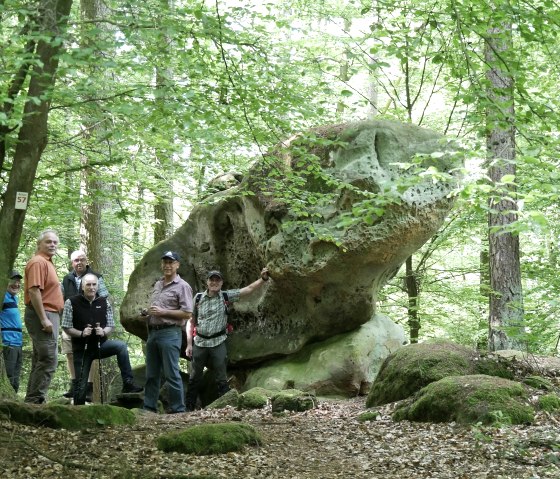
392, 375, 535, 425
366, 341, 514, 407
243, 314, 405, 397
121, 120, 461, 392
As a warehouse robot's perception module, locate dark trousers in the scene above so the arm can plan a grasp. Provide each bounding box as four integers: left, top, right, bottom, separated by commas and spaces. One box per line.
2, 345, 23, 393
73, 339, 134, 405
185, 341, 229, 407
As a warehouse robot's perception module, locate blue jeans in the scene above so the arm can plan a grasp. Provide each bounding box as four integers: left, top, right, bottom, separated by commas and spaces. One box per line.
73, 339, 134, 405
143, 326, 185, 413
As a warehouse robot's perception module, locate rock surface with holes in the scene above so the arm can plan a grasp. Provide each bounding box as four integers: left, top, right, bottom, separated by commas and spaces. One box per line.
121, 120, 461, 395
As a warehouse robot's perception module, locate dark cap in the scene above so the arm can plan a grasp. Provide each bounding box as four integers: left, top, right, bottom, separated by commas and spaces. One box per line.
10, 270, 22, 279
206, 270, 223, 280
161, 251, 180, 262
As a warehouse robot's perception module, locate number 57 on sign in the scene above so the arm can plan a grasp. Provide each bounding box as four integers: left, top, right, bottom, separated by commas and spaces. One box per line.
15, 192, 28, 210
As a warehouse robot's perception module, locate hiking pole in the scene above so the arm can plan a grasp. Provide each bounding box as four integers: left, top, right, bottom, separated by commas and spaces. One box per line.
96, 322, 104, 405
76, 325, 90, 405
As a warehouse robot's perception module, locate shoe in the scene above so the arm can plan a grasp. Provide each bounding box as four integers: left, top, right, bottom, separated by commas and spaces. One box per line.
185, 403, 195, 412
122, 381, 143, 393
85, 382, 94, 402
63, 380, 75, 398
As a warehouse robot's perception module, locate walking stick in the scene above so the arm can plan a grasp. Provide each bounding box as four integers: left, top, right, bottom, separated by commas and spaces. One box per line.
76, 324, 90, 404
96, 322, 104, 405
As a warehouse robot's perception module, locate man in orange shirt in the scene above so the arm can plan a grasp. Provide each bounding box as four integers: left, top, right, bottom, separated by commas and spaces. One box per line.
24, 229, 64, 404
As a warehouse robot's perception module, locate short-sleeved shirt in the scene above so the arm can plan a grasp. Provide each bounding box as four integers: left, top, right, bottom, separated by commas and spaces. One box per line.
194, 289, 240, 348
24, 252, 64, 312
148, 275, 193, 327
1, 292, 22, 346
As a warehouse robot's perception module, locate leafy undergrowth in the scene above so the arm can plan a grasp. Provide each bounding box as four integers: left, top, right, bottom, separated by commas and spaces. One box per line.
0, 396, 559, 478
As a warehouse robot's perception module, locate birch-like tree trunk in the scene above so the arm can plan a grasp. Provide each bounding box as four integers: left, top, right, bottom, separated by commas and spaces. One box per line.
485, 10, 524, 351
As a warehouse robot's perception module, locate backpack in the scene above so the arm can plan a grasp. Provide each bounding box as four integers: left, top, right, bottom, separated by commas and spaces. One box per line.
192, 291, 233, 338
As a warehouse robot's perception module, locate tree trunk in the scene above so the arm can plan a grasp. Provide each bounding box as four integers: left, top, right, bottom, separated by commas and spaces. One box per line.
485, 11, 524, 351
405, 255, 420, 343
0, 0, 74, 296
79, 0, 124, 299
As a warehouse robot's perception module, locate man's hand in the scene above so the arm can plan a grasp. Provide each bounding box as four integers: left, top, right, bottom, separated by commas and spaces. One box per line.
149, 305, 165, 317
186, 344, 193, 359
260, 267, 270, 281
82, 324, 94, 337
93, 324, 104, 337
41, 319, 53, 334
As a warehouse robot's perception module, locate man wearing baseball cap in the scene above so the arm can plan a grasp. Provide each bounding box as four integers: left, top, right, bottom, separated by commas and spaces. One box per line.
185, 266, 270, 411
143, 251, 193, 414
1, 271, 24, 392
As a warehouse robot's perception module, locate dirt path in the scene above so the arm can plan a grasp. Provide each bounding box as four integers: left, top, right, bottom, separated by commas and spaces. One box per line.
1, 397, 559, 478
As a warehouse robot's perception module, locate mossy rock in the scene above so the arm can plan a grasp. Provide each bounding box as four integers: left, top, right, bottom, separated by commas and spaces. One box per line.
538, 394, 560, 412
157, 422, 261, 455
393, 374, 534, 425
523, 375, 554, 391
238, 387, 272, 410
0, 401, 136, 429
270, 389, 317, 412
366, 341, 477, 407
357, 410, 381, 422
366, 341, 516, 407
206, 389, 240, 410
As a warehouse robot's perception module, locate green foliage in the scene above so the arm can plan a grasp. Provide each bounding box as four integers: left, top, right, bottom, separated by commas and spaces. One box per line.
157, 422, 261, 455
538, 394, 560, 412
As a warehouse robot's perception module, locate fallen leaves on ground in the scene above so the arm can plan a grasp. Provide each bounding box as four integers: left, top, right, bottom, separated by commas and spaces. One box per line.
0, 397, 559, 478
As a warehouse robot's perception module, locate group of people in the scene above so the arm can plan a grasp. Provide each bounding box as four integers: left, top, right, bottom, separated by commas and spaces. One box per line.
142, 250, 270, 413
1, 230, 142, 404
1, 228, 271, 415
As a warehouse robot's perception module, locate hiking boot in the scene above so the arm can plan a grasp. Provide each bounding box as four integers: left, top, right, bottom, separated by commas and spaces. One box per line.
63, 380, 75, 398
85, 382, 94, 402
122, 380, 143, 394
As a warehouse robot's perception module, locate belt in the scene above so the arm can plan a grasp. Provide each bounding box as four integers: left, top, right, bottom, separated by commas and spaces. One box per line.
148, 323, 178, 331
1, 327, 22, 332
197, 329, 226, 339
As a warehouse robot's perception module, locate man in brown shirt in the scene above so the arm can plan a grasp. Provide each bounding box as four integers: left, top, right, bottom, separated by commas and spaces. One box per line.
24, 229, 64, 404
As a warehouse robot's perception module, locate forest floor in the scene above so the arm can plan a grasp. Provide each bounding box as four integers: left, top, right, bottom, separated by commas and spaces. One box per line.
1, 395, 559, 479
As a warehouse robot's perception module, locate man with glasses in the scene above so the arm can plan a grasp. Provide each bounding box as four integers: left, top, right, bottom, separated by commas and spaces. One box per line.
185, 266, 270, 412
1, 271, 24, 392
60, 250, 109, 400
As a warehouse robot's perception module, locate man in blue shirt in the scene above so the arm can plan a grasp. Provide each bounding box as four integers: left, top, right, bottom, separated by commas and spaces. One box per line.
1, 271, 23, 393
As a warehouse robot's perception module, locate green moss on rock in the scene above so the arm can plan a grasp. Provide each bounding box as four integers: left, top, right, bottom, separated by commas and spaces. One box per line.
393, 374, 534, 425
271, 389, 317, 412
157, 423, 261, 455
0, 401, 136, 429
357, 410, 380, 422
206, 388, 240, 410
366, 341, 477, 407
538, 394, 560, 412
523, 376, 554, 391
238, 388, 271, 410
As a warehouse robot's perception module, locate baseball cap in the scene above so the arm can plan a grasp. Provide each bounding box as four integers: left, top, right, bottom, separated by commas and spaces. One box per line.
10, 270, 22, 279
206, 270, 223, 280
161, 251, 181, 261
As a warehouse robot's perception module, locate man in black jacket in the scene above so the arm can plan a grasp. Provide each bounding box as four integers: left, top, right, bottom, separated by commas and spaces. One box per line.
60, 250, 109, 399
61, 273, 142, 405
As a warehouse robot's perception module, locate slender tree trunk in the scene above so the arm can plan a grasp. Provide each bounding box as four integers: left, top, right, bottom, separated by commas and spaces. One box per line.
405, 256, 420, 342
485, 10, 524, 351
152, 0, 175, 243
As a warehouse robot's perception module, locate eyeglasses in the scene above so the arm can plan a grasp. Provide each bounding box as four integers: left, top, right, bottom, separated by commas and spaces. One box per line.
73, 258, 87, 263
